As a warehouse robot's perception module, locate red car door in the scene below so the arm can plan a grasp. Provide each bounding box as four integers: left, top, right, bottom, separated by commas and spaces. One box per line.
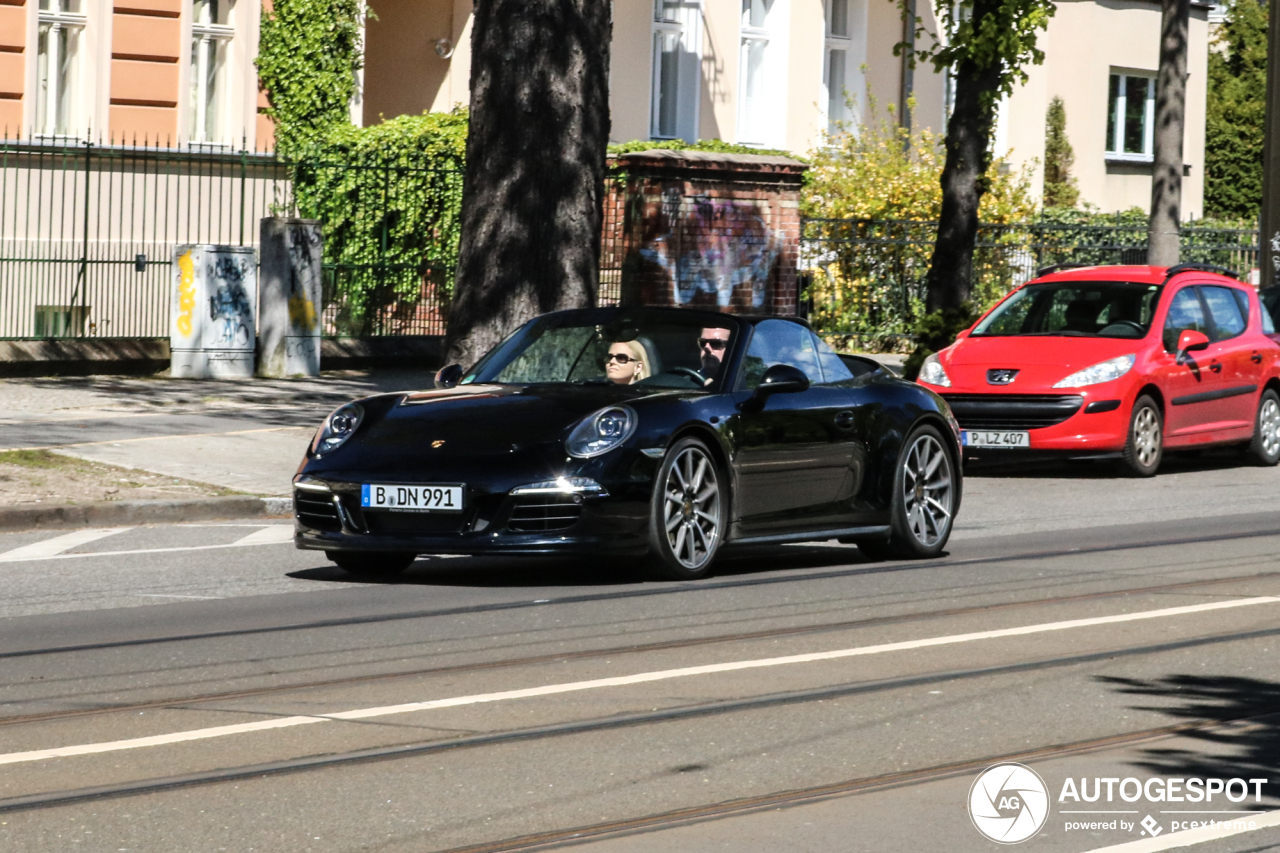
1154, 285, 1229, 438
1198, 285, 1258, 432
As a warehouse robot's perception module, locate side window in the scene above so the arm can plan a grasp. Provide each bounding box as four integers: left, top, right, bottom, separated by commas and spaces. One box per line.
1163, 288, 1208, 351
1201, 286, 1246, 341
812, 331, 854, 383
1230, 288, 1264, 333
739, 319, 824, 389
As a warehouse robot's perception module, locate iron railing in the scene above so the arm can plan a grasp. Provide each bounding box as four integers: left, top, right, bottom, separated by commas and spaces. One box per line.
0, 136, 287, 339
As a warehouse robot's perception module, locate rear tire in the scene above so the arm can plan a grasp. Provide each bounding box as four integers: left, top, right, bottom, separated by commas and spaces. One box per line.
1245, 389, 1280, 466
326, 550, 416, 578
857, 424, 956, 560
1121, 395, 1162, 477
647, 437, 726, 580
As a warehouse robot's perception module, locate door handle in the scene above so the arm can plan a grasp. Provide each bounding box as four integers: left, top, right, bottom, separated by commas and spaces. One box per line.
1252, 351, 1263, 364
1209, 361, 1222, 373
834, 410, 856, 429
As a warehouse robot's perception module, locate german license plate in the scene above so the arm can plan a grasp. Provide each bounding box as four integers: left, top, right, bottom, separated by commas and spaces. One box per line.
361, 483, 464, 512
962, 430, 1030, 448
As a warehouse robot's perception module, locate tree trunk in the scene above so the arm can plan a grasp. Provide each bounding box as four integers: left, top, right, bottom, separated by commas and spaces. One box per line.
445, 0, 611, 370
1148, 0, 1189, 266
1261, 0, 1280, 285
923, 49, 1003, 314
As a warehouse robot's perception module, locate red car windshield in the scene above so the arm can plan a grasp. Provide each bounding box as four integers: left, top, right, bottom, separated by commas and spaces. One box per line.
972, 281, 1162, 338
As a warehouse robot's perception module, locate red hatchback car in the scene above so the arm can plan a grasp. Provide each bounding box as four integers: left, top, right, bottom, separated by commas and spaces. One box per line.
917, 263, 1280, 475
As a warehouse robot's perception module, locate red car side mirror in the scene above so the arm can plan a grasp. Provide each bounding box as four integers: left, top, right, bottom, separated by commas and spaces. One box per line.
1176, 329, 1210, 365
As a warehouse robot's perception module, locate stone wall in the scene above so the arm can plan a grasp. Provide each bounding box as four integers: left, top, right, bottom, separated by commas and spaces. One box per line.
604, 150, 807, 316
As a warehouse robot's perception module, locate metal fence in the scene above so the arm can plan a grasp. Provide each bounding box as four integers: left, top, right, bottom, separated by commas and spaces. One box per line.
0, 137, 288, 339
800, 217, 1260, 348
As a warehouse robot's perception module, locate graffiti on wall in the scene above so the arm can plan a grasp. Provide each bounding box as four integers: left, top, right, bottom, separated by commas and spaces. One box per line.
634, 189, 782, 310
206, 253, 254, 348
285, 222, 322, 335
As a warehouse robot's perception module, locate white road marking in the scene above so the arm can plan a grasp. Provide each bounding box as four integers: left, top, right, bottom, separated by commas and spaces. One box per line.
0, 595, 1275, 767
0, 528, 129, 562
231, 526, 295, 546
1082, 808, 1280, 852
0, 535, 298, 563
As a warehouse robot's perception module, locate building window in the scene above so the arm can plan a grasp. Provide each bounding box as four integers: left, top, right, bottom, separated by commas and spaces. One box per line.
36, 0, 87, 137
651, 0, 700, 141
1106, 71, 1155, 161
738, 0, 776, 145
823, 0, 851, 133
190, 0, 233, 144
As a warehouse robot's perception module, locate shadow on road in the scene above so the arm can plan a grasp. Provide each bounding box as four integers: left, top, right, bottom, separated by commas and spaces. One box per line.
1100, 673, 1280, 803
967, 448, 1256, 480
286, 542, 922, 588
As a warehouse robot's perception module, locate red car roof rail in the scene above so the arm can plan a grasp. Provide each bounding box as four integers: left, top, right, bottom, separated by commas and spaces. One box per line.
1163, 262, 1239, 280
1034, 262, 1090, 277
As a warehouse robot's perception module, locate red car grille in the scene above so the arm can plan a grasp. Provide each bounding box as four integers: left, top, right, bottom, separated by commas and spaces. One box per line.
941, 394, 1085, 430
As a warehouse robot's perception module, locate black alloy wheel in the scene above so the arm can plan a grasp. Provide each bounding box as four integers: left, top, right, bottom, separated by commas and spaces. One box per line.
857, 424, 956, 561
648, 437, 726, 580
1121, 395, 1163, 477
1245, 388, 1280, 466
326, 550, 417, 578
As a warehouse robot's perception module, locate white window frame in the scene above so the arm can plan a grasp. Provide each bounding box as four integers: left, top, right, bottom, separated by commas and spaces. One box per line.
650, 0, 701, 142
35, 0, 87, 138
190, 0, 235, 146
1106, 70, 1156, 163
822, 0, 853, 135
738, 0, 772, 145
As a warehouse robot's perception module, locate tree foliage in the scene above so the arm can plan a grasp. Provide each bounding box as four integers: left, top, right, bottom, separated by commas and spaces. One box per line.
1205, 0, 1267, 219
1043, 96, 1079, 209
255, 0, 366, 157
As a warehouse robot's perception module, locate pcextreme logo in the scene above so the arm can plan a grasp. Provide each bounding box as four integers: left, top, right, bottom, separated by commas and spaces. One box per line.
968, 763, 1051, 844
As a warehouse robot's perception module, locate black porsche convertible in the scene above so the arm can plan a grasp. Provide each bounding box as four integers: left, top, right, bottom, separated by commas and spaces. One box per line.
293, 307, 962, 579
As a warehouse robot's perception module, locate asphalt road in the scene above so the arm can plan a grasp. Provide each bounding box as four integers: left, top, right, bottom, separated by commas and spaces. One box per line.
0, 463, 1278, 853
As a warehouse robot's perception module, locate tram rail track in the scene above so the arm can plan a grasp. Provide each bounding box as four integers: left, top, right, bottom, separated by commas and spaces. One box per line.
3, 567, 1278, 729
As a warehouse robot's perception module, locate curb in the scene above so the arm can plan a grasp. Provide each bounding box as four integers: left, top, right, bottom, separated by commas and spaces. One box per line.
0, 496, 293, 532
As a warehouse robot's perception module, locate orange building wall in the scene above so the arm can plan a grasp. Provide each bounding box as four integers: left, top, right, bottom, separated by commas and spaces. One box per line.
109, 0, 180, 141
0, 0, 24, 133
362, 0, 453, 123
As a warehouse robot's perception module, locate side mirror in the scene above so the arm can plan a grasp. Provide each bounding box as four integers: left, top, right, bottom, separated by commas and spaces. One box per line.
1176, 330, 1210, 365
754, 363, 810, 399
435, 363, 464, 388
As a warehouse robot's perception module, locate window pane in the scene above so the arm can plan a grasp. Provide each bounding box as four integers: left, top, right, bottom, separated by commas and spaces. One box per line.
741, 37, 766, 140
826, 48, 846, 132
1202, 286, 1246, 340
829, 0, 848, 36
1124, 76, 1148, 155
654, 31, 680, 138
36, 25, 50, 132
61, 0, 81, 11
55, 24, 76, 134
654, 0, 679, 23
1163, 288, 1208, 350
204, 37, 225, 141
1106, 74, 1119, 153
743, 0, 769, 28
740, 319, 823, 389
813, 332, 855, 383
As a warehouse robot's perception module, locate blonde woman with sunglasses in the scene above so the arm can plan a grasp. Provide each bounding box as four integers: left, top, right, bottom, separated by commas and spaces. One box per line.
604, 340, 651, 385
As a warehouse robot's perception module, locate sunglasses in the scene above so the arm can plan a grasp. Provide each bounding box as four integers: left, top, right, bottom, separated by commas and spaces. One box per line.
605, 352, 640, 364
697, 337, 728, 351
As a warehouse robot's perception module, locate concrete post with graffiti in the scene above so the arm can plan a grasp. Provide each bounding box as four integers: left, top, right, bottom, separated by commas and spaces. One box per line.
170, 245, 257, 379
258, 218, 323, 377
604, 150, 806, 314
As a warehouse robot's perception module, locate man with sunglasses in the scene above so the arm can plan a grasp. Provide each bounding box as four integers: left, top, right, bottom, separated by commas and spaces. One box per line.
697, 327, 731, 385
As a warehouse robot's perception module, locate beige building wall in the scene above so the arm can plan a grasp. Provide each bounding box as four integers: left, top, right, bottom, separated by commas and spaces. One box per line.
1001, 0, 1209, 219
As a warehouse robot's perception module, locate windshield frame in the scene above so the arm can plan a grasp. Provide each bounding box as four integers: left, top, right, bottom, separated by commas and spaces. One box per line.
461, 308, 748, 392
970, 280, 1163, 339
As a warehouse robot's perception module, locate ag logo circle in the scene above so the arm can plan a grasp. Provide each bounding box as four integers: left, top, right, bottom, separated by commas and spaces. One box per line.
968, 763, 1050, 844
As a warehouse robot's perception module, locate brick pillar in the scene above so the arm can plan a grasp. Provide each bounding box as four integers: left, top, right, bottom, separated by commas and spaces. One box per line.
602, 150, 807, 315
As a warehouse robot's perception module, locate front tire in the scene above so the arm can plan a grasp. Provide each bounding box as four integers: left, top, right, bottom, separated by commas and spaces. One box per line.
1121, 395, 1163, 477
1245, 388, 1280, 466
648, 437, 726, 580
858, 424, 956, 560
326, 550, 416, 578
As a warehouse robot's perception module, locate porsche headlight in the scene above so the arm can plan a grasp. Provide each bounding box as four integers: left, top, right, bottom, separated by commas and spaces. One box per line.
312, 402, 364, 456
1052, 354, 1136, 388
917, 352, 952, 387
566, 405, 637, 458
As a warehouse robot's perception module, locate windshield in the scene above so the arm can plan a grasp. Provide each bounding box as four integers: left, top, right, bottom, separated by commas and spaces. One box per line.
463, 310, 739, 390
972, 282, 1162, 338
